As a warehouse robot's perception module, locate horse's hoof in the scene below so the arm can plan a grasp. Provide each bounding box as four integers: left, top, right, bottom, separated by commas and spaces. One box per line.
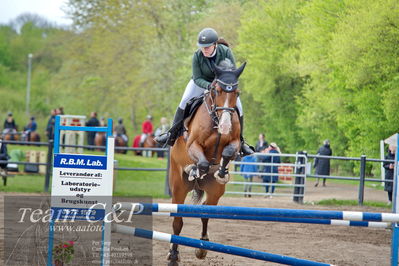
195, 248, 207, 259
214, 170, 230, 184
195, 235, 209, 259
167, 249, 180, 265
184, 164, 199, 181
184, 164, 195, 174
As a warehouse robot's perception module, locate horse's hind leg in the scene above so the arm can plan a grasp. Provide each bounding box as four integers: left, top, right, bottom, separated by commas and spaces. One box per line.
195, 185, 225, 259
168, 159, 189, 266
168, 189, 188, 265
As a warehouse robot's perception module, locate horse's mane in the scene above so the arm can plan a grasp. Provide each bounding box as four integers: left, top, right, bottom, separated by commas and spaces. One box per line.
218, 58, 235, 71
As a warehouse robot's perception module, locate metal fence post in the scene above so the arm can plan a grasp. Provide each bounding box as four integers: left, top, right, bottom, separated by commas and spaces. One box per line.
44, 140, 54, 192
164, 147, 171, 196
293, 151, 306, 204
358, 154, 366, 205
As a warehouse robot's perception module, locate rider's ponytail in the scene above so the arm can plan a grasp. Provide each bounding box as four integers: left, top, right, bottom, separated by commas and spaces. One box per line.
216, 37, 229, 47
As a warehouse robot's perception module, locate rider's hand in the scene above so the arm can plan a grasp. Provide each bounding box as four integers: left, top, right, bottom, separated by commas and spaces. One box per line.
208, 81, 216, 90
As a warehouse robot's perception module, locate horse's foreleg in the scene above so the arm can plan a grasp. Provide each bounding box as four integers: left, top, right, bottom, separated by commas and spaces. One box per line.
188, 141, 209, 178
214, 142, 239, 184
196, 185, 225, 259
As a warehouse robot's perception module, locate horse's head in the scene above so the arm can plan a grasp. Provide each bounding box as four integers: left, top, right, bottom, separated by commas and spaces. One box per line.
212, 60, 246, 134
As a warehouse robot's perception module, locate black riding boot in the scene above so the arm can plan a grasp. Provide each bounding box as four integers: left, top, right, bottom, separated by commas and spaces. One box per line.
155, 107, 185, 146
239, 115, 255, 156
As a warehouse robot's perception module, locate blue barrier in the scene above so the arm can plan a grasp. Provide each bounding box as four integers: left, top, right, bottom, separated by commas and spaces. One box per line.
113, 224, 331, 266
153, 212, 389, 228
118, 202, 399, 222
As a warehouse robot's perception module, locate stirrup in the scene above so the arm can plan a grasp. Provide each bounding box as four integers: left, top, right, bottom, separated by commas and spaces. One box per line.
241, 142, 254, 156
154, 132, 170, 145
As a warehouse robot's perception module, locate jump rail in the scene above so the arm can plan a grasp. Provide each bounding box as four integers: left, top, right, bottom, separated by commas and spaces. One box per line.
116, 202, 399, 222
152, 212, 390, 228
112, 224, 332, 266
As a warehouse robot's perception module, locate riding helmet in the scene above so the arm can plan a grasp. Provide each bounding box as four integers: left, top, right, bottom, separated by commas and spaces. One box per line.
197, 28, 218, 47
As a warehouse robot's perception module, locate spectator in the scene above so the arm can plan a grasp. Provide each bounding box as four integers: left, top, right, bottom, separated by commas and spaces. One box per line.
314, 139, 333, 187
46, 109, 57, 140
240, 154, 257, 197
3, 112, 17, 135
99, 117, 107, 127
0, 135, 9, 177
255, 133, 268, 152
154, 117, 170, 138
58, 106, 65, 115
113, 118, 128, 143
140, 115, 153, 146
383, 145, 396, 204
86, 112, 100, 150
258, 143, 281, 197
155, 117, 170, 158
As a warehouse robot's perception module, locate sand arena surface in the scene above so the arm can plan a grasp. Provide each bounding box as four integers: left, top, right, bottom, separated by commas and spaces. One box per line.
0, 181, 392, 265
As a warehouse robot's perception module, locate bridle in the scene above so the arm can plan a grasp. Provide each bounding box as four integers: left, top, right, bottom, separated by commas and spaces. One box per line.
203, 82, 236, 129
203, 82, 237, 165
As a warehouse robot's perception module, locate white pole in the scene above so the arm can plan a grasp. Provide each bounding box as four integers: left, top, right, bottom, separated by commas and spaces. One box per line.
26, 53, 33, 115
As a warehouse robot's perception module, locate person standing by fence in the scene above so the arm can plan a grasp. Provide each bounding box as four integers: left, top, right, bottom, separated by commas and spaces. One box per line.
240, 154, 257, 197
85, 112, 100, 150
46, 109, 56, 140
383, 144, 396, 204
0, 135, 9, 178
255, 133, 268, 152
314, 139, 332, 187
259, 143, 281, 197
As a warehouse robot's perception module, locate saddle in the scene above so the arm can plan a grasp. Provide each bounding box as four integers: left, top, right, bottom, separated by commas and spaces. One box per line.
182, 96, 204, 130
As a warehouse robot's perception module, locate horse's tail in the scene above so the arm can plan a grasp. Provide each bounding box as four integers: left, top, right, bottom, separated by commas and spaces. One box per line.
191, 180, 205, 204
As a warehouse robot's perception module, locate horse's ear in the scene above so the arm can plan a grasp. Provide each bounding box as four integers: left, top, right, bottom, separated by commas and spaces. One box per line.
234, 62, 247, 78
212, 61, 223, 77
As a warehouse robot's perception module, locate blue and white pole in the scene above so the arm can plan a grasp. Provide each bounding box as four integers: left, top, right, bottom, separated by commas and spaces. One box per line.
117, 202, 399, 222
153, 212, 390, 228
112, 224, 333, 266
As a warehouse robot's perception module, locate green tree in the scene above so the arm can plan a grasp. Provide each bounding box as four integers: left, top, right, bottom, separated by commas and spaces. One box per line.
237, 0, 305, 152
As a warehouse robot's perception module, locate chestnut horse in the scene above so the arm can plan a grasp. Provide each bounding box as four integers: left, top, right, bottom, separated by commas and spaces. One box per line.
27, 132, 40, 143
132, 134, 157, 157
114, 135, 127, 154
3, 131, 20, 141
94, 132, 106, 151
142, 134, 156, 157
95, 132, 127, 153
167, 61, 246, 265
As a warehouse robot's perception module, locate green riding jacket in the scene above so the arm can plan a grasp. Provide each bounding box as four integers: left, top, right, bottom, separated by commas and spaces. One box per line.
192, 44, 236, 89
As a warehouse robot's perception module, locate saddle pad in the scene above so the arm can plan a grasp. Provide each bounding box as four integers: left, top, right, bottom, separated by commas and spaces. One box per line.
182, 96, 204, 130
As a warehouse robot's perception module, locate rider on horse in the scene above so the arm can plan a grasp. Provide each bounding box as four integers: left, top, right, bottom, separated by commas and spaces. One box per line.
113, 118, 128, 143
140, 115, 153, 146
155, 28, 254, 156
2, 112, 17, 136
23, 116, 37, 141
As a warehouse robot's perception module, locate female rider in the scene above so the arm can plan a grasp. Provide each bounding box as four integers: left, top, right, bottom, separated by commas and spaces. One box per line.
155, 28, 253, 156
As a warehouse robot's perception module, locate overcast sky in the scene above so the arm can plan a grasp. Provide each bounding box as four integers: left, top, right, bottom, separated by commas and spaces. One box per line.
0, 0, 72, 25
